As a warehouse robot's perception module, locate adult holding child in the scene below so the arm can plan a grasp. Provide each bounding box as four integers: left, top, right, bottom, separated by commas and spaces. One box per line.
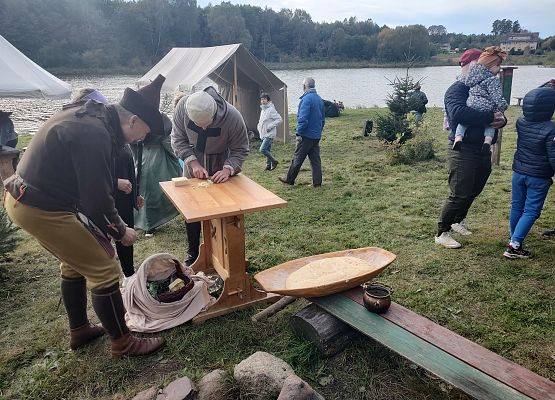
435, 48, 507, 249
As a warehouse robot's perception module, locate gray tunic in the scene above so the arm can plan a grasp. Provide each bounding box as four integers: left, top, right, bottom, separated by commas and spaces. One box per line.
171, 87, 249, 177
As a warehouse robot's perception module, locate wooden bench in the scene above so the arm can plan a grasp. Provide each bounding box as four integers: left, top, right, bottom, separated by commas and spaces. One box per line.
311, 287, 555, 400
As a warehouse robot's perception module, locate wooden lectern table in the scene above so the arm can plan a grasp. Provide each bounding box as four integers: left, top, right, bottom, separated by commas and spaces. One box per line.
160, 174, 287, 323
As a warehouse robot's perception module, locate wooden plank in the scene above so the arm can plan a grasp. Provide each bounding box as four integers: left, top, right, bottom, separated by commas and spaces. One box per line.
254, 247, 396, 297
160, 174, 286, 222
312, 295, 531, 400
342, 288, 555, 400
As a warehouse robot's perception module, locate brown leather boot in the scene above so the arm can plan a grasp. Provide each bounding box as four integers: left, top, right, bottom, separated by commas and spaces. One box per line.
70, 323, 105, 350
61, 276, 105, 350
91, 283, 165, 358
110, 333, 165, 358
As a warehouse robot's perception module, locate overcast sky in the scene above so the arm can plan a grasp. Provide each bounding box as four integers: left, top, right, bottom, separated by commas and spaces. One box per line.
198, 0, 555, 37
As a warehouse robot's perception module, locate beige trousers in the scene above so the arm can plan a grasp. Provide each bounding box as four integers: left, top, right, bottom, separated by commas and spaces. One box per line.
4, 193, 120, 289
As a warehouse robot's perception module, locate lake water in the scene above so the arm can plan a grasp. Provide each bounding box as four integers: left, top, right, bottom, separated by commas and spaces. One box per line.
1, 66, 553, 135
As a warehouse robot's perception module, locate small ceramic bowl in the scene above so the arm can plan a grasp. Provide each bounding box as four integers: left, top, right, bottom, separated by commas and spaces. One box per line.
362, 282, 392, 314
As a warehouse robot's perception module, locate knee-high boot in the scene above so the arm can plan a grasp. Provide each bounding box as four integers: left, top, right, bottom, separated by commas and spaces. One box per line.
91, 283, 165, 357
60, 276, 105, 350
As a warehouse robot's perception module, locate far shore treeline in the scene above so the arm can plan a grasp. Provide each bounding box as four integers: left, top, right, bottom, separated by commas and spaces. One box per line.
1, 0, 554, 73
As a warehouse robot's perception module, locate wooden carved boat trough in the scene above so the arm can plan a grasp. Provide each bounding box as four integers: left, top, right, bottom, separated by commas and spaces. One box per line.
254, 247, 396, 298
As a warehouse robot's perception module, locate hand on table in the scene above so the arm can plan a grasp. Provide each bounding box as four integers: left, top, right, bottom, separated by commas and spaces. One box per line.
120, 227, 137, 246
190, 160, 209, 179
211, 168, 231, 183
117, 179, 132, 194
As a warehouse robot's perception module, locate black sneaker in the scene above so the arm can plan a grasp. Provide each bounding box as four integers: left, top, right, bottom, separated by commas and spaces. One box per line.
503, 244, 531, 259
269, 160, 279, 171
541, 228, 555, 237
265, 165, 271, 171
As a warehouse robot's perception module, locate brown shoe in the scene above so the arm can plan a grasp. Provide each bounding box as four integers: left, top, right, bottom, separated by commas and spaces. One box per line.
111, 333, 165, 358
70, 323, 105, 350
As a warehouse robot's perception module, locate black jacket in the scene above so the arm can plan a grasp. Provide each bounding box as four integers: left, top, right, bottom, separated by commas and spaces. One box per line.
444, 81, 497, 151
513, 87, 555, 179
4, 101, 127, 240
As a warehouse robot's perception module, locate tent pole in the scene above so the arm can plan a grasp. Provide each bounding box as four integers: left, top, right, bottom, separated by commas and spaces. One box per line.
233, 54, 238, 108
283, 86, 289, 143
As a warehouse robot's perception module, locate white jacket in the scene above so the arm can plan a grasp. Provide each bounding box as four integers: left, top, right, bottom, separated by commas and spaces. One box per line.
257, 103, 283, 140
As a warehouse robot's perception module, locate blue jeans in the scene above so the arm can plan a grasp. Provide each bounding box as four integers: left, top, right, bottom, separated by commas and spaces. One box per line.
259, 137, 276, 167
509, 172, 552, 246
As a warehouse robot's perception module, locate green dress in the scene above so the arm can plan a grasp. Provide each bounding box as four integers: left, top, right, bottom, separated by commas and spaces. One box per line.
132, 124, 182, 232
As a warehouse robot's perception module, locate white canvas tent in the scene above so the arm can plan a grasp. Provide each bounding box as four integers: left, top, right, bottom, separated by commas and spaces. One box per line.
139, 44, 289, 141
0, 35, 71, 99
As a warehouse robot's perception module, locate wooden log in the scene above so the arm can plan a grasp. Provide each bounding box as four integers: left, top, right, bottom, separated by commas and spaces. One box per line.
290, 304, 358, 356
252, 296, 296, 322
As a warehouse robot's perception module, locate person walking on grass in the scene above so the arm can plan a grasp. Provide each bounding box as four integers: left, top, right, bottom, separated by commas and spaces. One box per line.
435, 48, 507, 249
4, 78, 167, 358
257, 93, 282, 171
279, 77, 325, 187
503, 87, 555, 259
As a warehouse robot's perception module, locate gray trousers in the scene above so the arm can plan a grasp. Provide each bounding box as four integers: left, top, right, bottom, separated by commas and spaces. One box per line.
286, 136, 322, 185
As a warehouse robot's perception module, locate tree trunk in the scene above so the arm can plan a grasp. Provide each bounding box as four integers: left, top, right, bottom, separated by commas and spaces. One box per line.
290, 304, 358, 356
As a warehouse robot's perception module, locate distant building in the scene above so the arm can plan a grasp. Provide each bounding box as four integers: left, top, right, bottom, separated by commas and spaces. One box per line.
501, 32, 540, 53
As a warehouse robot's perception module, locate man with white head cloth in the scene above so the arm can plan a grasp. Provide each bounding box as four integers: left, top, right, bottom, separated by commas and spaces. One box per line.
171, 86, 249, 266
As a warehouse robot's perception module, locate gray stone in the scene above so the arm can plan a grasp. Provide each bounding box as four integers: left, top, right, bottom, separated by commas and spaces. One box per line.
132, 387, 158, 400
197, 369, 228, 400
233, 351, 294, 399
156, 377, 197, 400
277, 375, 324, 400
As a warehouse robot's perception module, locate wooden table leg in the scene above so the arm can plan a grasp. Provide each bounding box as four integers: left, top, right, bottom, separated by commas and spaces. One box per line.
192, 215, 280, 324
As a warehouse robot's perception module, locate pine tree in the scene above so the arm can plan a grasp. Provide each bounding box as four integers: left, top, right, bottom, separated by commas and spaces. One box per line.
376, 70, 421, 143
0, 207, 19, 260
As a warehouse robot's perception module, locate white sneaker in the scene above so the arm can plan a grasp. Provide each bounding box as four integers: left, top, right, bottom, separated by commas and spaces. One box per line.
435, 232, 462, 249
451, 220, 472, 236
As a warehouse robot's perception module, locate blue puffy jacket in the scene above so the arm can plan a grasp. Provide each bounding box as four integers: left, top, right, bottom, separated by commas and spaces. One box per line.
513, 87, 555, 179
296, 89, 325, 139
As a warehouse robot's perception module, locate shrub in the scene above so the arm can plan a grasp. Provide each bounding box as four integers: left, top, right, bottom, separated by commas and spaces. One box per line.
376, 113, 412, 143
388, 137, 435, 165
0, 207, 18, 260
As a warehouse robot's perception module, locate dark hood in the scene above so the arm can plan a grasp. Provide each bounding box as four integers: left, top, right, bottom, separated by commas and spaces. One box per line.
203, 86, 228, 126
522, 87, 555, 122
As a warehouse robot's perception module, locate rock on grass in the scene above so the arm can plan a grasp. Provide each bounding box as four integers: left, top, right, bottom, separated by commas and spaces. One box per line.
233, 351, 294, 399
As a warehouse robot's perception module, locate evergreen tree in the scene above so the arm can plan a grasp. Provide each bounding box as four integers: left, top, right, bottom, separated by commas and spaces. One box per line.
0, 207, 18, 260
376, 70, 421, 143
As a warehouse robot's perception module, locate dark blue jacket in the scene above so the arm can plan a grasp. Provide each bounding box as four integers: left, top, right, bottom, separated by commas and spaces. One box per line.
513, 87, 555, 179
444, 81, 496, 151
296, 89, 325, 139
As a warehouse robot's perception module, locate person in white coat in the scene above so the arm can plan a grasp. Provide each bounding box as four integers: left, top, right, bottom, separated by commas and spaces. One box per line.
257, 93, 282, 170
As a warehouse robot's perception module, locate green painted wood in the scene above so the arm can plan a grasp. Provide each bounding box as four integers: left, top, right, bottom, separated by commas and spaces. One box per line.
312, 295, 532, 400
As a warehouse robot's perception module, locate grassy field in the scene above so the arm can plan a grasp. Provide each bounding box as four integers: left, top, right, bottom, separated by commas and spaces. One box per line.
1, 107, 554, 400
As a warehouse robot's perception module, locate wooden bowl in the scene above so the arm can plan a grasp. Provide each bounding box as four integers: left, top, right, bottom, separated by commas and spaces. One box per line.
254, 247, 396, 298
